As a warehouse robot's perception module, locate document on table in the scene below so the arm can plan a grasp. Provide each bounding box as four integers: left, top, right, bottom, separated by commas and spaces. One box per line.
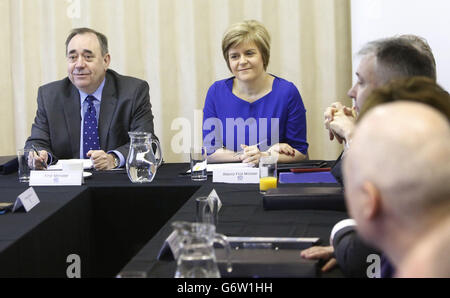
47, 159, 93, 170
186, 162, 255, 173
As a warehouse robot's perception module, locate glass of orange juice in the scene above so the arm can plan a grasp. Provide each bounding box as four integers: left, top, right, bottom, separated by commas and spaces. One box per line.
259, 156, 277, 193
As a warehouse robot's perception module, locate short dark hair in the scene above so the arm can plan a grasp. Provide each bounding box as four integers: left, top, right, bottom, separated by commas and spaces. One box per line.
398, 34, 436, 78
359, 76, 450, 121
359, 38, 436, 84
65, 28, 109, 56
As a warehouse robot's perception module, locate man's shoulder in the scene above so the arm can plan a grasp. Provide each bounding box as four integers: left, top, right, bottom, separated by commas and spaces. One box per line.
38, 77, 74, 100
106, 69, 148, 90
40, 77, 72, 91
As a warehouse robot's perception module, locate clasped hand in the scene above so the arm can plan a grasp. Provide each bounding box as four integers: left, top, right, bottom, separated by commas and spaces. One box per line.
86, 150, 116, 170
238, 143, 295, 165
238, 144, 269, 165
324, 102, 356, 143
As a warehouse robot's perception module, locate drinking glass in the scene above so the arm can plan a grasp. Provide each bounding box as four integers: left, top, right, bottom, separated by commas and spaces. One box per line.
17, 148, 32, 183
190, 146, 207, 181
259, 155, 277, 193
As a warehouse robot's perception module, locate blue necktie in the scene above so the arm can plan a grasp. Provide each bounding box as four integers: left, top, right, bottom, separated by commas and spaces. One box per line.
83, 95, 100, 158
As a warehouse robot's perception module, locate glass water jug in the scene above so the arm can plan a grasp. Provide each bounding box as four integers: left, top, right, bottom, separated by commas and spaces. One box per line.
126, 132, 162, 183
172, 221, 232, 278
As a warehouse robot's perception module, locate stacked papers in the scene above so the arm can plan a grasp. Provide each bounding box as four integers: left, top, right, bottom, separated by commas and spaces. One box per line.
48, 159, 93, 170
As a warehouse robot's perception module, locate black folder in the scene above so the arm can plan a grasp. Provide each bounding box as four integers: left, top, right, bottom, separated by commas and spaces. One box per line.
262, 186, 346, 211
0, 156, 18, 175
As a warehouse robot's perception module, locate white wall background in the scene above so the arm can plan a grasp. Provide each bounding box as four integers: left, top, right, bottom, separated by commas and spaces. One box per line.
351, 0, 450, 91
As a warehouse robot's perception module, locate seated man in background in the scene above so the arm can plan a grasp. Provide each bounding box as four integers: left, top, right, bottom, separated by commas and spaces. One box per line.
26, 27, 156, 170
343, 101, 450, 278
325, 35, 436, 155
302, 76, 450, 277
301, 35, 439, 276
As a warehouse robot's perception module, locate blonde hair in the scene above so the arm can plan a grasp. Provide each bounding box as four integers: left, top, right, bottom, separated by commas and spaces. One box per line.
222, 20, 271, 72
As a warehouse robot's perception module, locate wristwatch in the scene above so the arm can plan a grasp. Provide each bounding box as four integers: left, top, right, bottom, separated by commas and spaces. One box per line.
112, 153, 120, 169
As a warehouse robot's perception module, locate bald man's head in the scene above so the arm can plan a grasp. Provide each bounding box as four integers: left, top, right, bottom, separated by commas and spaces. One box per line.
397, 216, 450, 278
343, 101, 450, 243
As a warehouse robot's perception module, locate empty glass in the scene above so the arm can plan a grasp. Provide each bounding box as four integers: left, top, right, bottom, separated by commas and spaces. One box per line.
190, 146, 207, 181
17, 148, 32, 183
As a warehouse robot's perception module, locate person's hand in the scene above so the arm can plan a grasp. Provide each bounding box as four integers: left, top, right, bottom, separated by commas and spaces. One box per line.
268, 143, 295, 157
329, 107, 356, 143
87, 150, 115, 170
28, 150, 49, 170
301, 245, 337, 272
324, 102, 356, 144
239, 144, 269, 165
324, 102, 345, 142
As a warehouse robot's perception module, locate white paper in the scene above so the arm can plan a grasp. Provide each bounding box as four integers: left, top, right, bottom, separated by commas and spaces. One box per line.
13, 187, 40, 212
48, 159, 93, 170
29, 170, 83, 186
187, 162, 254, 173
212, 168, 259, 184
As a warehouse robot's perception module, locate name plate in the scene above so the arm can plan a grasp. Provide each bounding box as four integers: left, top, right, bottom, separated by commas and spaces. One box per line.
166, 230, 180, 260
208, 189, 222, 211
213, 168, 259, 184
13, 187, 40, 212
29, 171, 83, 186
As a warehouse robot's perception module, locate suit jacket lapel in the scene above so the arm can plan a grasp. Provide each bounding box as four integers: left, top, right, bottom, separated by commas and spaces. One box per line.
63, 84, 82, 158
99, 72, 118, 149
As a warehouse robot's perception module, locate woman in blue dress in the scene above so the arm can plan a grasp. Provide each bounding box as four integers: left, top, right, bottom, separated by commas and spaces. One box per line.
203, 20, 308, 165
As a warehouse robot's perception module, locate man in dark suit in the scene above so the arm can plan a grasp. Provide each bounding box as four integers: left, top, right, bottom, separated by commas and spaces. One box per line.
26, 28, 156, 170
301, 36, 437, 277
303, 79, 450, 278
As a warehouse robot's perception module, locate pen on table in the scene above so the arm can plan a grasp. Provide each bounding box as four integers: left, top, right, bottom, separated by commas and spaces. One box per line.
233, 140, 267, 157
31, 145, 47, 169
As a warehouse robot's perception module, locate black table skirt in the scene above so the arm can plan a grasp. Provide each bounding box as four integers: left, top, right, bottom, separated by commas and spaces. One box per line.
0, 163, 347, 278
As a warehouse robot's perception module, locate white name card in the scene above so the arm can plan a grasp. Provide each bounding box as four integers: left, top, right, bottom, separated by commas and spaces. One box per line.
212, 168, 259, 184
166, 230, 180, 260
12, 187, 40, 212
29, 171, 83, 186
208, 189, 223, 211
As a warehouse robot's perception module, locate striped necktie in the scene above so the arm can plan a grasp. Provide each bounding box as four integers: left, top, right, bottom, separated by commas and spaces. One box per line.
83, 95, 101, 158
